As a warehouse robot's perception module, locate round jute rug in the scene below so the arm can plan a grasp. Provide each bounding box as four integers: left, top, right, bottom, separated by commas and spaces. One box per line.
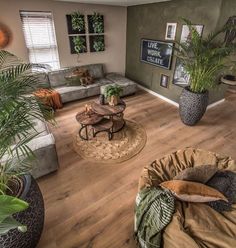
73, 119, 147, 163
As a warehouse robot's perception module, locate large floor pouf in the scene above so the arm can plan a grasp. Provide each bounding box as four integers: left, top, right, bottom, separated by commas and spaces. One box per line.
138, 148, 236, 248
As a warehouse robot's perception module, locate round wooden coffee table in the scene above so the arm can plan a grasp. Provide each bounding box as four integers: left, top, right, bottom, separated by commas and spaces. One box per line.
76, 111, 103, 140
91, 100, 126, 133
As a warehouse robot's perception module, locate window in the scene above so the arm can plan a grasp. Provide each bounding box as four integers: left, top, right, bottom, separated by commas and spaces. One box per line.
20, 11, 60, 70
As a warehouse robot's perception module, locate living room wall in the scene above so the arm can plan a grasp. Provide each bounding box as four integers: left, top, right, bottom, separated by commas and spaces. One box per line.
126, 0, 230, 104
0, 0, 127, 74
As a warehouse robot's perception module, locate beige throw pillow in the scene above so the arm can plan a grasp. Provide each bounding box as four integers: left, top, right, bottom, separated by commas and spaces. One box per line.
160, 180, 228, 203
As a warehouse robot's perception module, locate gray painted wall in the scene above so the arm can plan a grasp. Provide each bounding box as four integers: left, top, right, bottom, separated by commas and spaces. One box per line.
126, 0, 230, 104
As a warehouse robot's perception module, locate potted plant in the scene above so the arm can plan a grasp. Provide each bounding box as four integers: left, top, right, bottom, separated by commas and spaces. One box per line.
176, 18, 236, 126
0, 50, 53, 247
71, 11, 85, 33
104, 84, 123, 106
90, 12, 104, 33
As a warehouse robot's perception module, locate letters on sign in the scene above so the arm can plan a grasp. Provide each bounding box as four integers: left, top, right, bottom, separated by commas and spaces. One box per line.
140, 39, 174, 70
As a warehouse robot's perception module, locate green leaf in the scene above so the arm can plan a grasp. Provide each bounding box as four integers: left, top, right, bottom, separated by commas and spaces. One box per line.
0, 195, 29, 223
0, 216, 27, 234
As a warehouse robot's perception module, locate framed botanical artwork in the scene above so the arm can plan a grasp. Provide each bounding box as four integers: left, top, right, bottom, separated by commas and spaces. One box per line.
180, 24, 204, 43
165, 23, 177, 40
160, 74, 169, 88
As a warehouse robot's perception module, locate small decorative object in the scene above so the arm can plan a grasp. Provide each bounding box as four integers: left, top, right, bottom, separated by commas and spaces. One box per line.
66, 12, 85, 34
90, 35, 105, 52
160, 74, 169, 88
104, 84, 123, 106
88, 12, 104, 34
165, 23, 177, 40
69, 36, 87, 54
224, 16, 236, 45
140, 39, 174, 70
176, 18, 236, 126
0, 23, 10, 49
99, 94, 105, 105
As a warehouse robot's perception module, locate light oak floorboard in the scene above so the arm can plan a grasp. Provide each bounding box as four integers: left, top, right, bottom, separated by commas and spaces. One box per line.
37, 90, 236, 248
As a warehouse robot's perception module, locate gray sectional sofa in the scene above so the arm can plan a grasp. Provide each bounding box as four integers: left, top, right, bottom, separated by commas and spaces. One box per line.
44, 64, 137, 103
31, 64, 137, 178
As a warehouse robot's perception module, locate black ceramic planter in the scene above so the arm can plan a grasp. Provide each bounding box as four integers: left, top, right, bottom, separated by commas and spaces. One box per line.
179, 87, 209, 126
0, 175, 44, 248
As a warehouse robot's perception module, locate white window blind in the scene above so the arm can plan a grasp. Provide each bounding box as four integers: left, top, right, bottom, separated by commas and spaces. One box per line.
20, 11, 60, 70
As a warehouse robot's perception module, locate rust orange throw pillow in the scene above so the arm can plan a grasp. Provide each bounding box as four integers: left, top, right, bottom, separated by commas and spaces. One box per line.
160, 180, 228, 203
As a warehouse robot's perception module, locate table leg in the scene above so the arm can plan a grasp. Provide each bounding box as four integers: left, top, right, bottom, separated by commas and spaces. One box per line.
79, 124, 89, 141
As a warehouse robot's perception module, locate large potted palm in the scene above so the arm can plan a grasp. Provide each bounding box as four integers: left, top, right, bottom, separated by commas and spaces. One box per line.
0, 50, 53, 247
176, 19, 236, 126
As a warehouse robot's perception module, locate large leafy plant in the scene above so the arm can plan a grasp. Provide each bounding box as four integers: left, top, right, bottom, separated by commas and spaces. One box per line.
0, 50, 53, 233
0, 195, 28, 234
176, 18, 236, 93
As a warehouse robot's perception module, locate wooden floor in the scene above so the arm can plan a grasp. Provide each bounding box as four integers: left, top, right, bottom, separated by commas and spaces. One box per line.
37, 90, 236, 248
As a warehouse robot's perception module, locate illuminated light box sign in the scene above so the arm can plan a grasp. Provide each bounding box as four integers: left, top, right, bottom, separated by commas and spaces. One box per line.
140, 39, 174, 70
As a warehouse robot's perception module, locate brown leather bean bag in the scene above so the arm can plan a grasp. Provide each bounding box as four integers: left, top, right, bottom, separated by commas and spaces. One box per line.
138, 148, 236, 248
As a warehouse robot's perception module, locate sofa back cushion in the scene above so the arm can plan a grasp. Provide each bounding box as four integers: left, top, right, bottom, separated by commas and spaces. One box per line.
48, 64, 104, 88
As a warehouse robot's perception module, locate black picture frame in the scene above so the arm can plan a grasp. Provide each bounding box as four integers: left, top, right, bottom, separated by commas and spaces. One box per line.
89, 35, 105, 52
66, 14, 85, 35
69, 36, 87, 54
87, 15, 104, 34
140, 39, 174, 70
173, 58, 190, 87
160, 74, 169, 88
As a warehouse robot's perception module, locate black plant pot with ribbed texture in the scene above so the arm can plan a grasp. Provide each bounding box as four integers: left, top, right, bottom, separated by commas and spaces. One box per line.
0, 175, 44, 248
179, 87, 209, 126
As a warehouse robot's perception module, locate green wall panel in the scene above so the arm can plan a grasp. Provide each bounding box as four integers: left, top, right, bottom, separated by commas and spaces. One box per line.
126, 0, 231, 104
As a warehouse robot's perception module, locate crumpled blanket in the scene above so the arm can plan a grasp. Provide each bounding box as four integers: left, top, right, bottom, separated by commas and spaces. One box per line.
138, 148, 236, 248
134, 187, 175, 248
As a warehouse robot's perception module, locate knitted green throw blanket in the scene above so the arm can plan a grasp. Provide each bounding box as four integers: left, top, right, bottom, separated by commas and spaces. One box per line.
134, 187, 175, 248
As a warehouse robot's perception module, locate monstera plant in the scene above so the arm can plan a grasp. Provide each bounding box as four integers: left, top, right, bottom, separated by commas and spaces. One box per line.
0, 50, 53, 247
176, 18, 236, 126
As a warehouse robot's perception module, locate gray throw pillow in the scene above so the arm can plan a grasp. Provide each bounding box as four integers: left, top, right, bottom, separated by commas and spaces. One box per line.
174, 165, 218, 184
206, 170, 236, 212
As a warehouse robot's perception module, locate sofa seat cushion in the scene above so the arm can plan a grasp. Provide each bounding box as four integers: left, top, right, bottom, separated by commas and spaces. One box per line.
94, 78, 113, 85
48, 64, 104, 88
55, 86, 87, 103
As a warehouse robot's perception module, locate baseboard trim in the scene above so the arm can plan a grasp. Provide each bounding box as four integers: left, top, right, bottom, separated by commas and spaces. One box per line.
138, 85, 179, 107
207, 99, 225, 109
138, 84, 225, 109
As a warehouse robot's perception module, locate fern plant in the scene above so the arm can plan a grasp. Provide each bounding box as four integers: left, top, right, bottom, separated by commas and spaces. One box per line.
175, 18, 236, 93
0, 50, 53, 233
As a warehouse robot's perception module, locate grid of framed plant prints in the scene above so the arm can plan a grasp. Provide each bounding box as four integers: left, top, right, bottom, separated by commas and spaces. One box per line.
66, 12, 105, 54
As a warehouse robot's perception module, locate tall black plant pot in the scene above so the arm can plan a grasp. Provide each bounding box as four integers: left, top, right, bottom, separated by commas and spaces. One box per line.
179, 87, 209, 126
0, 175, 44, 248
